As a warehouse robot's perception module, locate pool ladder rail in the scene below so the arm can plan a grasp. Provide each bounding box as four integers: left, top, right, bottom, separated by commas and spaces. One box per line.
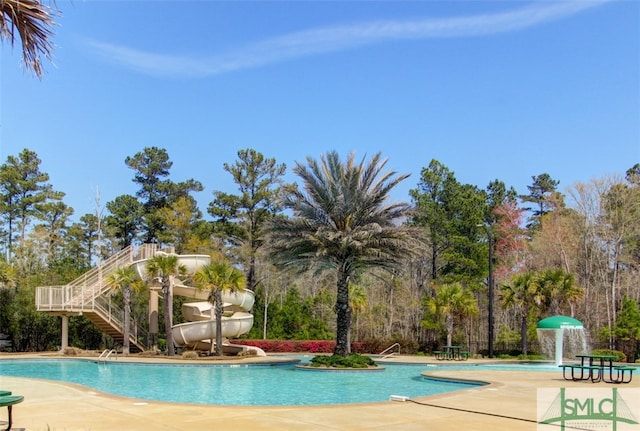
97, 349, 118, 362
379, 343, 400, 360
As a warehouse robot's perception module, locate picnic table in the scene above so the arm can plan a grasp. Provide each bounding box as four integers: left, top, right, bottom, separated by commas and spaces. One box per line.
559, 353, 637, 384
434, 346, 469, 361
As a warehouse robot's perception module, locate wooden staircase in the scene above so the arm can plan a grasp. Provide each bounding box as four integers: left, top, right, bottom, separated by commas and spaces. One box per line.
36, 244, 158, 353
84, 310, 144, 353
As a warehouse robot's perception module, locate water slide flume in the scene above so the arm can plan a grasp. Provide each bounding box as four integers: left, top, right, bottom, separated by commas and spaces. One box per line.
172, 309, 255, 353
130, 252, 265, 356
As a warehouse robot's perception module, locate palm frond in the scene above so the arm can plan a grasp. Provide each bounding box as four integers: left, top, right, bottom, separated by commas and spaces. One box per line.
0, 0, 58, 77
268, 151, 416, 278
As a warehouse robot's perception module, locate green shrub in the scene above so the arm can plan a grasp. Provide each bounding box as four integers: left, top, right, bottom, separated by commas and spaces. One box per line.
590, 349, 626, 362
309, 353, 377, 368
62, 346, 85, 356
181, 351, 199, 360
516, 354, 546, 360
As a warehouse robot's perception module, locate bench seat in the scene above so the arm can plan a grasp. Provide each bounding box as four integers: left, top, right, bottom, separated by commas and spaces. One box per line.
559, 364, 602, 381
611, 365, 637, 384
0, 395, 23, 431
559, 363, 637, 384
568, 365, 602, 370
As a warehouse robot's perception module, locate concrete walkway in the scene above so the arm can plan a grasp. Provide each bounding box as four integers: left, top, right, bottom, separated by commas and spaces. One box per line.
1, 354, 638, 431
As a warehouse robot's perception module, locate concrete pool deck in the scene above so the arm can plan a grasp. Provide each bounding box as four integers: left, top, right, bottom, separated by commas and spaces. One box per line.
1, 353, 639, 431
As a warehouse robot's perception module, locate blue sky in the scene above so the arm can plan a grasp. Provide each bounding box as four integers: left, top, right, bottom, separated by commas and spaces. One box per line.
1, 0, 638, 220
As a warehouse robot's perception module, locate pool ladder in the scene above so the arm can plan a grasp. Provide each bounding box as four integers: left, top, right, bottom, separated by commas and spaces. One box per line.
98, 349, 118, 362
379, 343, 400, 359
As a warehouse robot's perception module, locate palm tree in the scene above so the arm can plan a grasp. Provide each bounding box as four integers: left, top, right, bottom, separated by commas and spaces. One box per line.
193, 260, 246, 356
1, 0, 57, 77
538, 269, 583, 316
106, 266, 143, 355
145, 254, 186, 356
268, 151, 415, 357
500, 272, 543, 355
426, 282, 478, 347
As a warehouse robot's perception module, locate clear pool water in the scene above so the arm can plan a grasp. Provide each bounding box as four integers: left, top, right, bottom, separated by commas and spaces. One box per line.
0, 358, 482, 406
423, 362, 561, 372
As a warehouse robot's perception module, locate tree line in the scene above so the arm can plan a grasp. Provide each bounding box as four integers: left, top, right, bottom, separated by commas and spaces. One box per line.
0, 147, 638, 360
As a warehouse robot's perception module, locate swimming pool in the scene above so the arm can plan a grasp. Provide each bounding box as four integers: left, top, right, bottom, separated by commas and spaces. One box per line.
422, 361, 560, 372
0, 358, 482, 406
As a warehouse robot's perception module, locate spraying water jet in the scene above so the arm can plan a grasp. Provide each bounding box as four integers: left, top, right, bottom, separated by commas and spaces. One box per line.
536, 315, 587, 366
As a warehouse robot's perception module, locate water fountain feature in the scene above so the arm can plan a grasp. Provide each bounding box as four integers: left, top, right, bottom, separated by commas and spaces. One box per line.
536, 315, 588, 366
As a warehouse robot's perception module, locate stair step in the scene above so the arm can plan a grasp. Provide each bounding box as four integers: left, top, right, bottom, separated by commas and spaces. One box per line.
36, 245, 156, 353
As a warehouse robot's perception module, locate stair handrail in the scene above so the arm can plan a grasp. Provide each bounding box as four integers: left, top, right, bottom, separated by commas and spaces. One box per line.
49, 247, 131, 308
379, 342, 400, 359
64, 243, 158, 307
36, 244, 158, 310
65, 245, 137, 307
92, 294, 148, 350
36, 244, 157, 352
34, 248, 133, 310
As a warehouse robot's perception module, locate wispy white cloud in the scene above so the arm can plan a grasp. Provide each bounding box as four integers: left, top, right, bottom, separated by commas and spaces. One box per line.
85, 1, 610, 78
